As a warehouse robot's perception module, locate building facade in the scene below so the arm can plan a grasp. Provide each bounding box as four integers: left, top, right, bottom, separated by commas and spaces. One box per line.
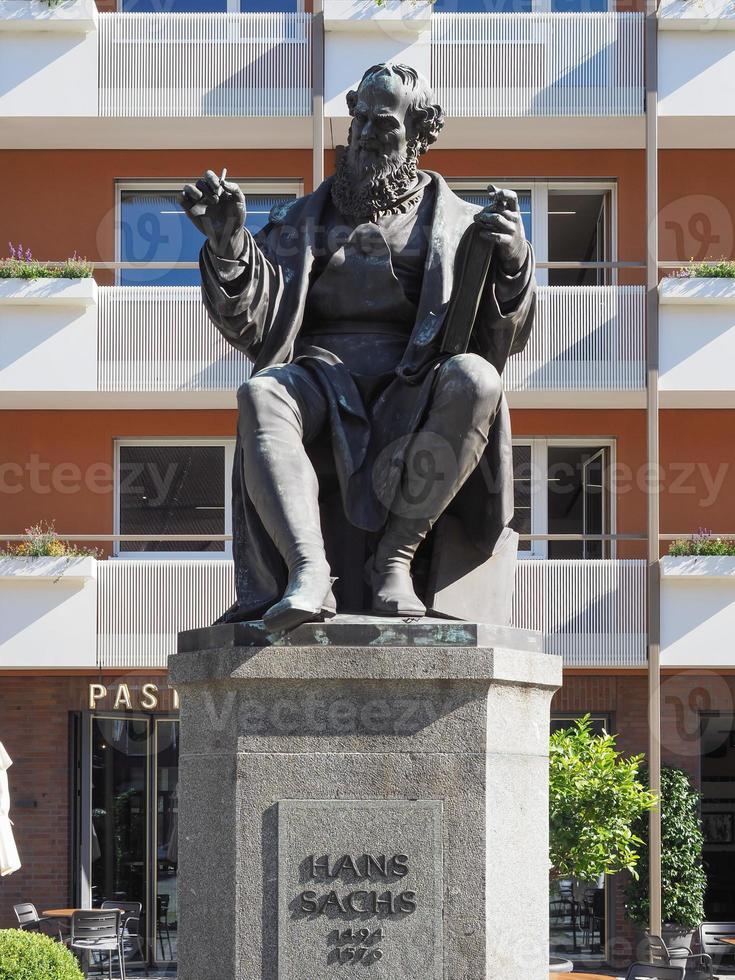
1, 0, 735, 968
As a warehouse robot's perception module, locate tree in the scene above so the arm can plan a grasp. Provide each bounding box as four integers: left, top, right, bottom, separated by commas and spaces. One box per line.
625, 765, 707, 929
550, 716, 657, 883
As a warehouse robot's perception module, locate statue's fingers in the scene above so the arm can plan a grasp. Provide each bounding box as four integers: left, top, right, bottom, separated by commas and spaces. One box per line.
181, 184, 202, 208
195, 178, 219, 204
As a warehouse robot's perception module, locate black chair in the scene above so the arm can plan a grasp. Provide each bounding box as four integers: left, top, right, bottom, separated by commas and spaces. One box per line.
13, 903, 66, 941
626, 964, 685, 979
70, 910, 125, 980
156, 894, 173, 961
101, 901, 145, 969
699, 921, 735, 971
647, 933, 713, 978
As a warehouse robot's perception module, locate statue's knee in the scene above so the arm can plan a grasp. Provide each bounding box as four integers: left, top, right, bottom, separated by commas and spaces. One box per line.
237, 371, 284, 423
443, 353, 502, 416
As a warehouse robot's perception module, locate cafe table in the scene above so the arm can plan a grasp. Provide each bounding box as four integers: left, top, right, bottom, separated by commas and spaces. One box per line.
43, 908, 121, 918
717, 937, 735, 944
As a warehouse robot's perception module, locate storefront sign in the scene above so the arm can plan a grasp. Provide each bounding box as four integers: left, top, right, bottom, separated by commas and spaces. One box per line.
88, 682, 179, 712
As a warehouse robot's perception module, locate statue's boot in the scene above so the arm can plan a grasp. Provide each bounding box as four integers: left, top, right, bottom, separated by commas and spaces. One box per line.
372, 354, 502, 617
238, 368, 335, 633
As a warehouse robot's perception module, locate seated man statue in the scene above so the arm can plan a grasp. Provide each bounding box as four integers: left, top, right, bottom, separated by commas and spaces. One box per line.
182, 62, 535, 633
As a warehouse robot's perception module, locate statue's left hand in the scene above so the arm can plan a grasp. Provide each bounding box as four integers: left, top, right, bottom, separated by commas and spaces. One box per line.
473, 185, 528, 276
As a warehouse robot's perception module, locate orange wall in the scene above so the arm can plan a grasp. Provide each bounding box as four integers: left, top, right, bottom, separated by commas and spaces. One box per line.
660, 150, 735, 263
0, 149, 313, 282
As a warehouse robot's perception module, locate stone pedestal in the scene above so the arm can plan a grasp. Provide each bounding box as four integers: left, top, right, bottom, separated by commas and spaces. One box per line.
171, 617, 562, 980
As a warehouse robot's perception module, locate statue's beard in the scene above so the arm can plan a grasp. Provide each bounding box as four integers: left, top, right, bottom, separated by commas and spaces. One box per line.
331, 139, 421, 221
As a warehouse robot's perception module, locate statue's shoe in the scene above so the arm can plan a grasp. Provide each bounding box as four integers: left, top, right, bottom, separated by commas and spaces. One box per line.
370, 562, 426, 618
262, 563, 336, 634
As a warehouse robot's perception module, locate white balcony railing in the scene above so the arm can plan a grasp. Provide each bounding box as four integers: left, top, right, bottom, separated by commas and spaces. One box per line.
512, 559, 647, 668
98, 12, 312, 117
431, 12, 645, 117
96, 558, 646, 669
504, 285, 646, 392
98, 284, 644, 394
98, 286, 250, 391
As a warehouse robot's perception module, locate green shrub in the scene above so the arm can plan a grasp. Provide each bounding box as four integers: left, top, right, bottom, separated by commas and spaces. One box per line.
0, 930, 83, 980
669, 529, 735, 557
549, 716, 657, 882
673, 260, 735, 279
625, 765, 707, 929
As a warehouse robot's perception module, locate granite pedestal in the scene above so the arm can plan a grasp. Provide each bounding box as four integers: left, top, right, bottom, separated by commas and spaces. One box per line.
171, 617, 562, 980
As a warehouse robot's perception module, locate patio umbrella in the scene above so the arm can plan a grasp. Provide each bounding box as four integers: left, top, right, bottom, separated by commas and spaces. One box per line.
0, 741, 21, 876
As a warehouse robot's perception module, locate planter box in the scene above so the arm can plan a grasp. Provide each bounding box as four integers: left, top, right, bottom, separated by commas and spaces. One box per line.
0, 278, 98, 392
659, 277, 735, 406
324, 0, 433, 33
0, 556, 97, 668
661, 555, 735, 667
659, 0, 735, 31
324, 0, 432, 118
0, 0, 98, 116
0, 0, 98, 34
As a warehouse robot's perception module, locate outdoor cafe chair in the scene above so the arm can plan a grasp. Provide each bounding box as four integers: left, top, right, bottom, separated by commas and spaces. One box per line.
70, 909, 125, 980
13, 902, 67, 941
699, 921, 735, 969
647, 933, 713, 978
626, 964, 685, 980
101, 901, 144, 966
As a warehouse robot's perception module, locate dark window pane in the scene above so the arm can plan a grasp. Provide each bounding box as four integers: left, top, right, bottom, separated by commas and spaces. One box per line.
510, 444, 532, 552
547, 445, 610, 559
434, 0, 533, 9
118, 445, 225, 552
456, 189, 532, 243
548, 190, 609, 286
122, 0, 227, 11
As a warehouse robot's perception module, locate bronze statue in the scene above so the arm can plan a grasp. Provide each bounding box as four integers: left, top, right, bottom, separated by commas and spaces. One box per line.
182, 63, 535, 632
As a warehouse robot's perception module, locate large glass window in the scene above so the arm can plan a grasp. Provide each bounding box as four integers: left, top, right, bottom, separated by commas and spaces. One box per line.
118, 183, 298, 286
451, 180, 616, 286
116, 441, 233, 556
510, 440, 613, 559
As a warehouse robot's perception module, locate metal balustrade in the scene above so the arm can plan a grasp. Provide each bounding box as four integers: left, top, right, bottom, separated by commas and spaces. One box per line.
96, 558, 646, 668
98, 12, 312, 117
98, 286, 250, 392
504, 285, 646, 392
512, 559, 647, 667
98, 284, 644, 394
431, 12, 645, 117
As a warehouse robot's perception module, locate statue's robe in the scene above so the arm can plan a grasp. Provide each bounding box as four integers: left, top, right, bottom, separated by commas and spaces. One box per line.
199, 170, 536, 622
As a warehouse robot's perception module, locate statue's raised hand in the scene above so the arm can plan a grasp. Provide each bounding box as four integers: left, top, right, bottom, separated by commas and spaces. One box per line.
473, 185, 528, 276
181, 170, 246, 261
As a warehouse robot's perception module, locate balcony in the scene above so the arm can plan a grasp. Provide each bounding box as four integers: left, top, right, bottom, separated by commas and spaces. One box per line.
658, 0, 735, 148
0, 283, 646, 408
0, 10, 313, 148
325, 10, 645, 149
92, 557, 647, 670
661, 555, 735, 668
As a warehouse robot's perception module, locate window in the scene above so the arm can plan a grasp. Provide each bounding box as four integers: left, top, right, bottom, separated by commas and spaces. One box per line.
115, 440, 234, 557
119, 0, 298, 11
510, 439, 614, 559
433, 0, 607, 9
117, 181, 300, 286
451, 180, 616, 286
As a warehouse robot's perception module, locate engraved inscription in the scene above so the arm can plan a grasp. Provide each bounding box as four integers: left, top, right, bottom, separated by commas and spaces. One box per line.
278, 801, 443, 979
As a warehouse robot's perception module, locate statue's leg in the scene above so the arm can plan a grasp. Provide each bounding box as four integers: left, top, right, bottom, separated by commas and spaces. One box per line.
372, 353, 502, 616
237, 364, 333, 632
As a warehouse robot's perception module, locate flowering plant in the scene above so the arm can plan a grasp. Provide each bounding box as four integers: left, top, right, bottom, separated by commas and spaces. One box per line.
669, 528, 735, 557
0, 242, 93, 280
671, 259, 735, 279
1, 522, 98, 559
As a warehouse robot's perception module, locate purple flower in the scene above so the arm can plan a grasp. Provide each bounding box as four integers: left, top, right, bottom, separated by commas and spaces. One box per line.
24, 247, 32, 262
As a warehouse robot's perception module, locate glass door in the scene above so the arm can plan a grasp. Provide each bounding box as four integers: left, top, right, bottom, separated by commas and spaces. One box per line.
79, 712, 179, 968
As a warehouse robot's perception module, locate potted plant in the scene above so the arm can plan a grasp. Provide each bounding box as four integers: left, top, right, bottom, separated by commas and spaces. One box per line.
0, 244, 98, 393
0, 929, 83, 980
0, 523, 99, 669
661, 531, 735, 667
549, 717, 657, 962
323, 0, 434, 35
659, 262, 735, 403
0, 0, 97, 32
625, 765, 707, 957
